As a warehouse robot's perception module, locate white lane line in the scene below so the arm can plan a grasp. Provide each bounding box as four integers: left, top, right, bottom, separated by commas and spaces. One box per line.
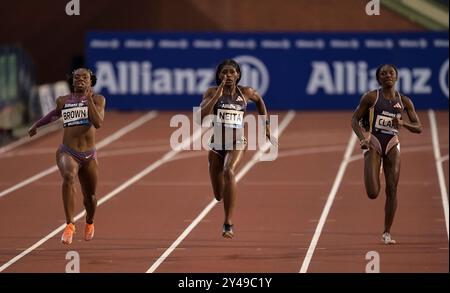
0, 123, 60, 155
269, 145, 344, 159
99, 146, 169, 157
146, 110, 296, 273
0, 111, 158, 199
1, 145, 174, 158
347, 144, 435, 163
0, 147, 56, 158
0, 125, 202, 272
0, 166, 60, 198
439, 154, 448, 163
428, 109, 449, 240
299, 132, 357, 273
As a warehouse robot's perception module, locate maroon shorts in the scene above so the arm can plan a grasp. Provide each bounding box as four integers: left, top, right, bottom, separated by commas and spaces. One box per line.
58, 144, 97, 166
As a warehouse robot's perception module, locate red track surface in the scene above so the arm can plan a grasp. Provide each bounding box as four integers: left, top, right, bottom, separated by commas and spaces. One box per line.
0, 110, 447, 273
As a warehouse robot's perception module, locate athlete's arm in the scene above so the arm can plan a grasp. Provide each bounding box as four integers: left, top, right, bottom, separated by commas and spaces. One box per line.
246, 87, 277, 146
85, 88, 106, 129
28, 96, 64, 137
198, 78, 227, 122
351, 91, 376, 149
396, 95, 422, 134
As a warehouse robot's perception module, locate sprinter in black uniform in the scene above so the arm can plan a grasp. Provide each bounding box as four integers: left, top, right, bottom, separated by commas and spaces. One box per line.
351, 64, 422, 244
199, 59, 274, 238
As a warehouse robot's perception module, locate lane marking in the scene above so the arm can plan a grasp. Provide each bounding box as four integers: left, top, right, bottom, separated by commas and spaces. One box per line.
0, 124, 60, 154
146, 111, 296, 273
0, 111, 158, 199
428, 109, 449, 240
438, 154, 448, 163
0, 124, 202, 272
299, 132, 357, 273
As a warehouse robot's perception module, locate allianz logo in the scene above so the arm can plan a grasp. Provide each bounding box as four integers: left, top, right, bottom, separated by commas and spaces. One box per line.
306, 61, 448, 96
94, 55, 269, 96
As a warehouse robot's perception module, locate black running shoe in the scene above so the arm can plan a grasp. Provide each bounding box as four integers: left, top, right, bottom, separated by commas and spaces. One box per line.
222, 223, 234, 238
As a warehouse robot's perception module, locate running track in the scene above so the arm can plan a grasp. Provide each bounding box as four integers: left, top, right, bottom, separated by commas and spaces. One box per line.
0, 110, 447, 272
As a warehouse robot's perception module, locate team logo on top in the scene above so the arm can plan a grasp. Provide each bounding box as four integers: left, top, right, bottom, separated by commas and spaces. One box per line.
236, 96, 244, 102
393, 102, 402, 109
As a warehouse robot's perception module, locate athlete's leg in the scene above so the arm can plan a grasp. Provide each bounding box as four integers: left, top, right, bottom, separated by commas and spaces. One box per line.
78, 159, 98, 225
56, 150, 80, 224
382, 144, 400, 234
364, 148, 382, 199
208, 150, 225, 201
222, 149, 246, 226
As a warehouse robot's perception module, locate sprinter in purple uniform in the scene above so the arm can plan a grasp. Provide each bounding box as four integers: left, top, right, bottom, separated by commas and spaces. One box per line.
29, 68, 105, 245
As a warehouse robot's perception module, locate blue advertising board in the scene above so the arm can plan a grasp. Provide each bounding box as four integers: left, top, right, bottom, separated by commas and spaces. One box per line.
86, 32, 448, 110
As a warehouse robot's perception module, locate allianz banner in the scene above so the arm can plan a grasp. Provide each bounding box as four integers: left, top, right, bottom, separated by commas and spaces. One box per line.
86, 32, 448, 110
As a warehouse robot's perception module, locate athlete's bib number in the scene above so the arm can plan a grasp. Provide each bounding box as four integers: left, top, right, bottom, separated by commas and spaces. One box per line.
216, 109, 244, 128
62, 106, 89, 127
375, 114, 398, 134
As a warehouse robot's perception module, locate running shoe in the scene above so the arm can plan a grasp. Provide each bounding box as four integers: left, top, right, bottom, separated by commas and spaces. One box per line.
222, 223, 234, 239
61, 223, 75, 245
84, 223, 95, 241
382, 232, 396, 244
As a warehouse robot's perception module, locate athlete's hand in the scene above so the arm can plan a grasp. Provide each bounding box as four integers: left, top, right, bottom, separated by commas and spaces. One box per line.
360, 138, 370, 150
28, 125, 37, 137
392, 117, 403, 129
216, 77, 227, 97
85, 87, 94, 100
266, 131, 279, 147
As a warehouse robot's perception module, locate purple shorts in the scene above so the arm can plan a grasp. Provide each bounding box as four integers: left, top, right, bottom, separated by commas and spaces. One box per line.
58, 144, 97, 166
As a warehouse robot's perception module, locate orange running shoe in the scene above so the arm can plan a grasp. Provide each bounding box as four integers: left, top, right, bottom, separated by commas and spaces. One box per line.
61, 223, 75, 245
84, 223, 95, 241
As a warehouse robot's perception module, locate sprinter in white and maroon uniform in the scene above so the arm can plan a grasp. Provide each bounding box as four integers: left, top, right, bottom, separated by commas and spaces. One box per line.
199, 59, 274, 238
351, 64, 422, 245
29, 68, 106, 245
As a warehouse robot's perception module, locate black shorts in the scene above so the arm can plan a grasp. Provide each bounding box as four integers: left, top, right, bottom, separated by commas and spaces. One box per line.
209, 136, 247, 158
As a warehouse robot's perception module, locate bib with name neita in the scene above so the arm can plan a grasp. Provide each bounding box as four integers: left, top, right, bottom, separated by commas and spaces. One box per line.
62, 99, 90, 128
213, 91, 247, 129
216, 108, 244, 128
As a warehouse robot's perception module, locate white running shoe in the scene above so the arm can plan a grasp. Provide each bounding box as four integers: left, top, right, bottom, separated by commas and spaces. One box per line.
382, 232, 396, 244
